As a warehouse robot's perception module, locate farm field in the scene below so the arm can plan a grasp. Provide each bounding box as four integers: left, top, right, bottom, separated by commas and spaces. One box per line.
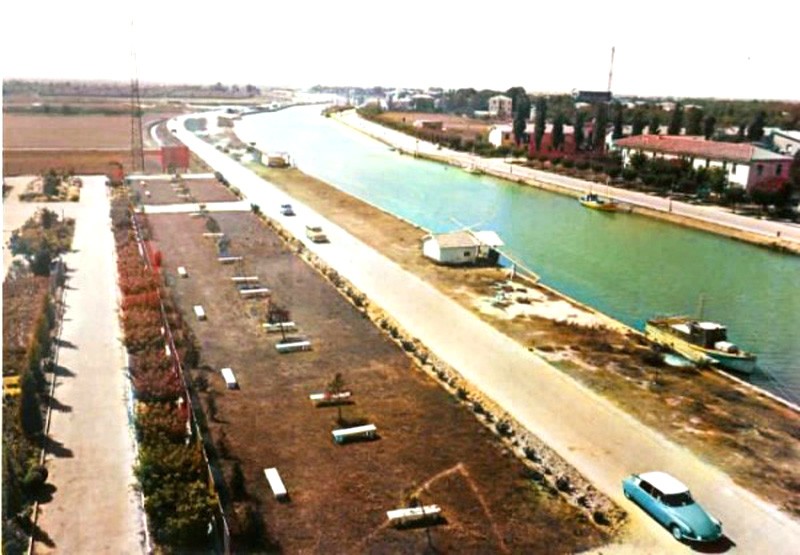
130, 176, 239, 205
2, 114, 165, 149
146, 207, 611, 553
376, 111, 494, 140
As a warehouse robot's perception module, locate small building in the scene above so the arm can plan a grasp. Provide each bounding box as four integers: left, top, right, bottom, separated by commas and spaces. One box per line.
422, 230, 504, 265
488, 95, 513, 119
614, 135, 794, 190
488, 123, 534, 148
768, 129, 800, 156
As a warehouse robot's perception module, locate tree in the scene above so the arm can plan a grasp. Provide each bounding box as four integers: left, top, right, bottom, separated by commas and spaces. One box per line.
552, 113, 565, 151
668, 103, 684, 135
534, 97, 547, 151
737, 122, 747, 141
574, 111, 586, 149
649, 113, 661, 135
631, 110, 645, 136
686, 108, 704, 136
592, 103, 608, 150
20, 372, 43, 438
612, 102, 624, 140
747, 111, 766, 141
43, 169, 60, 197
706, 167, 728, 195
230, 461, 247, 501
326, 372, 347, 424
703, 115, 717, 139
512, 92, 531, 146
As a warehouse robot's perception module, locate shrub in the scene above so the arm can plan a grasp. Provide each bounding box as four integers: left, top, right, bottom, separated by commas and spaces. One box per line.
576, 160, 590, 171
22, 464, 48, 493
562, 159, 575, 169
622, 168, 638, 181
607, 167, 622, 179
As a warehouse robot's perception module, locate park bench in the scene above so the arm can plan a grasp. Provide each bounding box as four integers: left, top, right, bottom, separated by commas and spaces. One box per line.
275, 340, 311, 353
239, 287, 271, 297
193, 305, 206, 321
386, 505, 442, 526
263, 468, 288, 501
177, 266, 188, 278
308, 391, 351, 405
218, 256, 243, 264
231, 276, 260, 283
220, 367, 238, 389
332, 424, 377, 444
262, 321, 296, 333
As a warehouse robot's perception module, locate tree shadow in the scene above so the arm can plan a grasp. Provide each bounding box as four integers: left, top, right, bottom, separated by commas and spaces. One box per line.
18, 515, 56, 548
34, 483, 58, 504
51, 365, 75, 378
46, 395, 72, 413
53, 338, 78, 350
44, 436, 74, 458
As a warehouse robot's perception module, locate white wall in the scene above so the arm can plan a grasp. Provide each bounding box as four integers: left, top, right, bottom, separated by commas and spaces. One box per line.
422, 239, 477, 264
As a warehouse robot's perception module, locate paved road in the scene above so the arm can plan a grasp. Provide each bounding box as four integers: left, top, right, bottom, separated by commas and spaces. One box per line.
337, 110, 800, 245
174, 115, 800, 553
33, 177, 145, 554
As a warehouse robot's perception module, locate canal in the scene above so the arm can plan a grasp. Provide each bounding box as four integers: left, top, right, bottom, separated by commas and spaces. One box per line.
236, 105, 800, 403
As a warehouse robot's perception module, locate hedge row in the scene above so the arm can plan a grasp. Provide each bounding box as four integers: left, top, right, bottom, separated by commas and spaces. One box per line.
110, 194, 215, 550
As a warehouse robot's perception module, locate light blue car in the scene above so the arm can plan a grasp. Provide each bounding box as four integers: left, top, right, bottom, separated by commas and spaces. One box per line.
622, 471, 723, 542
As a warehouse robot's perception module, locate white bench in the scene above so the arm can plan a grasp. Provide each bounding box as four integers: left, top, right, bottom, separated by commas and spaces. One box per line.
263, 467, 287, 500
231, 276, 260, 283
275, 340, 311, 353
262, 321, 296, 333
177, 266, 188, 278
386, 505, 442, 526
203, 232, 225, 238
220, 367, 238, 389
193, 305, 206, 321
332, 424, 376, 444
218, 256, 243, 264
309, 391, 351, 405
239, 287, 271, 297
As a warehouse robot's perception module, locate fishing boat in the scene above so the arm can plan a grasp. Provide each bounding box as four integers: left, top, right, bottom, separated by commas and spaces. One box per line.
578, 192, 619, 212
644, 316, 757, 374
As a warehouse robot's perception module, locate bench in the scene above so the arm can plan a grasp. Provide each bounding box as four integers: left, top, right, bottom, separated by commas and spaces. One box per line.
263, 468, 288, 500
262, 321, 296, 333
220, 367, 238, 389
332, 424, 377, 444
309, 391, 351, 405
203, 232, 226, 238
193, 305, 206, 321
231, 276, 260, 283
239, 287, 271, 297
177, 266, 188, 278
275, 340, 311, 353
386, 505, 442, 526
218, 256, 243, 264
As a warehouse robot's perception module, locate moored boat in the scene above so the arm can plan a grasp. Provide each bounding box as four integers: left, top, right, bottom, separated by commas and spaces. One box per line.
579, 193, 619, 212
644, 316, 757, 374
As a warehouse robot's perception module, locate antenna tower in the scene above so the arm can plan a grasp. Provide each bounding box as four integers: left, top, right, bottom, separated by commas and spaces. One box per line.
607, 46, 615, 93
130, 20, 145, 173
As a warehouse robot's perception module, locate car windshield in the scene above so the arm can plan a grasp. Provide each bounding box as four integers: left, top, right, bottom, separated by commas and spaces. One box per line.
662, 492, 694, 507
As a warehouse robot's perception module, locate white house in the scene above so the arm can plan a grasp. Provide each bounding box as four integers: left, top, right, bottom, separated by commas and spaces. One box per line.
614, 135, 794, 190
488, 95, 513, 118
488, 123, 534, 147
769, 129, 800, 156
422, 230, 504, 265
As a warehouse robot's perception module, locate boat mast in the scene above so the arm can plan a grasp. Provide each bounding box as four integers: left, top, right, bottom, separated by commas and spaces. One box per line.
696, 294, 706, 320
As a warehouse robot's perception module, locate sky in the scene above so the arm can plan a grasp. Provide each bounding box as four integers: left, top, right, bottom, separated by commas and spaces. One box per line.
3, 0, 799, 101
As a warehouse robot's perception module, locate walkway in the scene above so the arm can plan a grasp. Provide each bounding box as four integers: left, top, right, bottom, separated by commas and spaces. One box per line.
174, 115, 800, 553
33, 177, 145, 554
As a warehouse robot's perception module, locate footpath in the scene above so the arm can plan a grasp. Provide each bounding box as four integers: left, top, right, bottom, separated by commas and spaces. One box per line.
173, 114, 800, 554
33, 177, 145, 554
335, 110, 800, 252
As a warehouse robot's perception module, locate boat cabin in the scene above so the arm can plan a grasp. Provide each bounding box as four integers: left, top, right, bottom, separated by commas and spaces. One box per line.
670, 321, 730, 349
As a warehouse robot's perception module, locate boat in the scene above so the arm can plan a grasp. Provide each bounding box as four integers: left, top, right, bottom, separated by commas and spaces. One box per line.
644, 316, 757, 374
579, 192, 619, 211
464, 164, 484, 175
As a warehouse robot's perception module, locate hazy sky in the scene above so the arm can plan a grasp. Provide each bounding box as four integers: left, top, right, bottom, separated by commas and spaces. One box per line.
3, 0, 799, 100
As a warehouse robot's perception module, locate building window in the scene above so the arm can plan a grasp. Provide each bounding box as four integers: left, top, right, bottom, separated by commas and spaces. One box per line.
464, 251, 471, 257
776, 164, 783, 176
757, 164, 764, 176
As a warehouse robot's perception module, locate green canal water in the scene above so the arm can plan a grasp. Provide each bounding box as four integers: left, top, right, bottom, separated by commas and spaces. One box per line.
236, 105, 800, 403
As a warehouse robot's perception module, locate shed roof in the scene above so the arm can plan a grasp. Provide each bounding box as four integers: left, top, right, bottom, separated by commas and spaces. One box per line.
615, 135, 792, 163
430, 230, 504, 249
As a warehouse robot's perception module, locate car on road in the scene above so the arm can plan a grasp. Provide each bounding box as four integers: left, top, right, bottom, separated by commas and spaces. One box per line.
280, 204, 295, 216
622, 471, 722, 543
305, 224, 328, 243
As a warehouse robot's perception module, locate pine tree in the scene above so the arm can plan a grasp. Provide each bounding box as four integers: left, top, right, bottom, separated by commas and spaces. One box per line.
534, 97, 547, 151
686, 108, 704, 136
612, 102, 624, 139
703, 115, 717, 139
668, 103, 684, 135
631, 110, 645, 136
552, 113, 565, 151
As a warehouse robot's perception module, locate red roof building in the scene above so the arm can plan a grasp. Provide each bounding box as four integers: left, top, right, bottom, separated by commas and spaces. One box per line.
614, 135, 792, 190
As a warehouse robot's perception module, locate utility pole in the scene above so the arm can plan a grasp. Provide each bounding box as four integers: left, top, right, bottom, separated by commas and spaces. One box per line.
607, 46, 615, 93
130, 19, 145, 173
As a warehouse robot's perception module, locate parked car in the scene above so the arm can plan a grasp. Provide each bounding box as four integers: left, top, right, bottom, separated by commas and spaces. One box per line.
280, 203, 295, 216
305, 224, 328, 243
622, 471, 722, 542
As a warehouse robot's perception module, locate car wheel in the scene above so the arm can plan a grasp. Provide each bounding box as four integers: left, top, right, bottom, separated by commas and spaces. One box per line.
671, 525, 683, 541
623, 489, 631, 499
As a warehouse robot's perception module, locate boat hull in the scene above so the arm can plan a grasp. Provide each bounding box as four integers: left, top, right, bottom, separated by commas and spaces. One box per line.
579, 198, 618, 212
644, 322, 756, 375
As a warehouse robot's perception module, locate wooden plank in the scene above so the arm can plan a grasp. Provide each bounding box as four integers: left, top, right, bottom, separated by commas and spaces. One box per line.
275, 340, 311, 353
231, 276, 259, 283
263, 467, 287, 499
239, 288, 270, 297
386, 505, 442, 524
262, 321, 296, 333
309, 391, 351, 403
332, 424, 376, 443
220, 367, 238, 389
218, 256, 243, 264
